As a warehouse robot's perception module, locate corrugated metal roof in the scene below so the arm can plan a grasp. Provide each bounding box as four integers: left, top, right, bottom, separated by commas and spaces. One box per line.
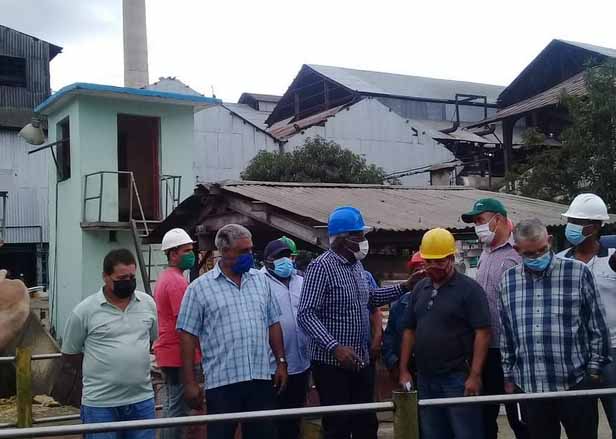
307, 64, 505, 103
144, 77, 204, 96
558, 40, 616, 60
222, 103, 272, 131
238, 93, 281, 104
220, 182, 590, 232
468, 72, 586, 127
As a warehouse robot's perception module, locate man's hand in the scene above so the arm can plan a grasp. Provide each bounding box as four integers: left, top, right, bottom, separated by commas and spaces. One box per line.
184, 382, 204, 410
399, 367, 413, 391
388, 362, 400, 384
273, 363, 288, 395
504, 381, 516, 394
464, 372, 482, 396
404, 270, 426, 291
335, 346, 362, 370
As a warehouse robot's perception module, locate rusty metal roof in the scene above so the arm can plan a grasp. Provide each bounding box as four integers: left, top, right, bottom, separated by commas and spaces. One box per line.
468, 72, 586, 127
220, 182, 585, 232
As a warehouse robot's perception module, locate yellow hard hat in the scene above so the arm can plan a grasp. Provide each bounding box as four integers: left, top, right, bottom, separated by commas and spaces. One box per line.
420, 228, 456, 260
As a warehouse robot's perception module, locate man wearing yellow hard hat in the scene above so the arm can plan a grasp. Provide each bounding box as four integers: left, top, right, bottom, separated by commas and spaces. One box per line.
399, 228, 491, 439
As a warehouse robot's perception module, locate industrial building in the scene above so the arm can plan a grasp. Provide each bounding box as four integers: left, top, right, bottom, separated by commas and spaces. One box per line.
0, 24, 62, 287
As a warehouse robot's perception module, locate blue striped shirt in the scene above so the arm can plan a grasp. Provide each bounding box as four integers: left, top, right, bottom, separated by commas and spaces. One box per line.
499, 254, 610, 392
298, 250, 404, 366
176, 264, 281, 390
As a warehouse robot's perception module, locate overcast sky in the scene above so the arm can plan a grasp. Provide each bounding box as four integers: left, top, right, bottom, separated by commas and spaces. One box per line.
2, 0, 616, 103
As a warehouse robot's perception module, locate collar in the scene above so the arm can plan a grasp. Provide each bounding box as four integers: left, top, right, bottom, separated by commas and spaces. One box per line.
523, 252, 556, 277
260, 266, 296, 285
420, 270, 458, 290
97, 288, 140, 305
564, 242, 609, 259
329, 249, 356, 266
212, 262, 257, 280
487, 234, 515, 253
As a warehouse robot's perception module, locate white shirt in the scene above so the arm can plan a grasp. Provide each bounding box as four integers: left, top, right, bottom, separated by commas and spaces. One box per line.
261, 268, 310, 375
558, 245, 616, 346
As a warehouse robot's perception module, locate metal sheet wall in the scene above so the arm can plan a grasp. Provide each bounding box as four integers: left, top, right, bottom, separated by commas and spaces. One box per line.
0, 129, 49, 243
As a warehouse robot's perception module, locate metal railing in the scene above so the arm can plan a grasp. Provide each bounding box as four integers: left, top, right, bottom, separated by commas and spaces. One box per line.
82, 171, 151, 237
3, 387, 616, 439
0, 192, 6, 244
160, 175, 181, 219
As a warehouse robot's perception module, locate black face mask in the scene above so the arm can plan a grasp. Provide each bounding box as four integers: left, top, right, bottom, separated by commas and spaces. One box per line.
112, 278, 136, 298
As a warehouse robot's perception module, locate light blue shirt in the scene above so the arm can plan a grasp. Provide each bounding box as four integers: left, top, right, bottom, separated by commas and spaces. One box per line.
177, 264, 281, 390
261, 268, 310, 375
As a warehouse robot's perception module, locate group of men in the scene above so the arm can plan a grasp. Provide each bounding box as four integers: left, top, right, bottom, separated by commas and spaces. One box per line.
60, 192, 616, 439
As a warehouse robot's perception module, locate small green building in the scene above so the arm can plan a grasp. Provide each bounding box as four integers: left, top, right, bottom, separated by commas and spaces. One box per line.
34, 83, 219, 338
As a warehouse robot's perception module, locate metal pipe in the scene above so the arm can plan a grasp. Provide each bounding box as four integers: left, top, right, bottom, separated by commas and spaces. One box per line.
418, 387, 616, 407
33, 414, 80, 424
0, 353, 62, 363
0, 402, 394, 438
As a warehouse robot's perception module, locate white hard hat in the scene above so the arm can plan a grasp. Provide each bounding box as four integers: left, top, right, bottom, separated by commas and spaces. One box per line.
562, 193, 610, 221
161, 228, 195, 251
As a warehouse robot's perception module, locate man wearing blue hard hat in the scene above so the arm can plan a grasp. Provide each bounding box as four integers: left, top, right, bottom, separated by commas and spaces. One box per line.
298, 206, 412, 439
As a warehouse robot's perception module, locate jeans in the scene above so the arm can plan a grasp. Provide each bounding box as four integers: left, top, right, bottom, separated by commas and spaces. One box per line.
311, 362, 378, 439
602, 347, 616, 439
160, 367, 193, 439
417, 372, 484, 439
275, 370, 310, 439
205, 380, 275, 439
481, 349, 529, 439
80, 398, 155, 439
524, 380, 598, 439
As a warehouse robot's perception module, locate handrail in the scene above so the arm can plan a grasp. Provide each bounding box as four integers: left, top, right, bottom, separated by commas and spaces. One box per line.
82, 171, 150, 237
160, 175, 181, 218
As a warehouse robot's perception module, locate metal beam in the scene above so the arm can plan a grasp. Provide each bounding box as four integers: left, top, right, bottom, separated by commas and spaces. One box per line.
198, 213, 257, 232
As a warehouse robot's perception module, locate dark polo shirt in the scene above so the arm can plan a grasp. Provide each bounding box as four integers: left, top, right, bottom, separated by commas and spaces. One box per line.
404, 272, 490, 376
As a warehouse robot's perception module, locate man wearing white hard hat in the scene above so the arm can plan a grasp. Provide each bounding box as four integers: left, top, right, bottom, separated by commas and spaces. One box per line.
558, 194, 616, 439
154, 228, 201, 439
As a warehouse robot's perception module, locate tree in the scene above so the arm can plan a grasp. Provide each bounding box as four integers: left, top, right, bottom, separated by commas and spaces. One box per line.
241, 136, 392, 184
506, 62, 616, 209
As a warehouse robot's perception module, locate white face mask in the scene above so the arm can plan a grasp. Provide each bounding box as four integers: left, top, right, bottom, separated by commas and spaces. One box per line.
474, 216, 497, 245
353, 239, 370, 261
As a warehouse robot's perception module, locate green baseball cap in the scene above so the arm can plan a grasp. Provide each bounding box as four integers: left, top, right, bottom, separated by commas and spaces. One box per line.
461, 198, 507, 223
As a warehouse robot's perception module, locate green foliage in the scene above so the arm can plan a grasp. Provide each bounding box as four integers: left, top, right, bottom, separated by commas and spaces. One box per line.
241, 136, 392, 184
506, 62, 616, 209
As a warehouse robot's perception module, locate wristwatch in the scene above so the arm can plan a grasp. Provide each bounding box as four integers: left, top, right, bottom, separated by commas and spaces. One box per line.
277, 357, 287, 366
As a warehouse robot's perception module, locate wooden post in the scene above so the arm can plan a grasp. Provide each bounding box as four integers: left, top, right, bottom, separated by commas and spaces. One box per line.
502, 118, 514, 175
393, 391, 419, 439
16, 347, 33, 428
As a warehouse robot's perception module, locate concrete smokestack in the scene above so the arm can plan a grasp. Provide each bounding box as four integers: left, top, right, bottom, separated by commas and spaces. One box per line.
122, 0, 149, 88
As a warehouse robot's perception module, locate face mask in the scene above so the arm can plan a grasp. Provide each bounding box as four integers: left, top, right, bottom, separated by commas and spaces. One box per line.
565, 223, 589, 246
273, 257, 294, 278
113, 278, 136, 298
523, 251, 552, 272
426, 266, 450, 284
350, 239, 370, 261
231, 253, 254, 274
178, 253, 195, 271
474, 216, 497, 245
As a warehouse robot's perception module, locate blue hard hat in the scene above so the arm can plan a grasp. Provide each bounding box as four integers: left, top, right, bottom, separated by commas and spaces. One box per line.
328, 206, 372, 236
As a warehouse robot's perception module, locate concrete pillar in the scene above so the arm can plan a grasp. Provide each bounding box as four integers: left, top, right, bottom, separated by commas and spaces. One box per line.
122, 0, 149, 88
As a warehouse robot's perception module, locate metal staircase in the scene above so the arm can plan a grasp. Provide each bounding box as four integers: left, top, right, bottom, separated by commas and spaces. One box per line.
82, 171, 182, 295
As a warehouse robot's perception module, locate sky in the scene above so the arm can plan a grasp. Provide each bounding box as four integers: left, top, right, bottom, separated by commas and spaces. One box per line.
2, 0, 616, 103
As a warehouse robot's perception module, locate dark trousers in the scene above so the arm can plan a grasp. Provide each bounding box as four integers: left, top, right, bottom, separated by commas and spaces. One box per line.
312, 362, 378, 439
524, 382, 598, 439
482, 349, 529, 439
275, 370, 310, 439
205, 380, 275, 439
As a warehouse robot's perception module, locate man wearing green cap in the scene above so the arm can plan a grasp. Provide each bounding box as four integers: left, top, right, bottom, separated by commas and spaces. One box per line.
462, 199, 528, 439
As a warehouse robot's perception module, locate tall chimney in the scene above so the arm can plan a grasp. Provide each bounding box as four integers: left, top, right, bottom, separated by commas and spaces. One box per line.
122, 0, 149, 88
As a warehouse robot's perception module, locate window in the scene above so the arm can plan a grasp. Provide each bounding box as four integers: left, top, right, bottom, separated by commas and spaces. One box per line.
57, 118, 70, 182
0, 55, 26, 87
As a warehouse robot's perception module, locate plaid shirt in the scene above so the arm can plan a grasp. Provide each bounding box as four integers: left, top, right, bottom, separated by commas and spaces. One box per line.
298, 250, 404, 366
499, 254, 610, 392
176, 264, 281, 390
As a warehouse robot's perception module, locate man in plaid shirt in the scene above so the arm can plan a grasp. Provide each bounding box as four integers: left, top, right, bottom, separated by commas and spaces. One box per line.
298, 206, 411, 439
499, 219, 611, 439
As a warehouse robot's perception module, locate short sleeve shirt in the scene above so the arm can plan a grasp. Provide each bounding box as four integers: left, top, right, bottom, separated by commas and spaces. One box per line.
404, 272, 490, 375
61, 290, 157, 407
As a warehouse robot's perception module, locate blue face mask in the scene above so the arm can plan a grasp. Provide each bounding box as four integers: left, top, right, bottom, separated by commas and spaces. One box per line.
565, 223, 588, 246
273, 257, 294, 278
523, 251, 552, 272
231, 253, 254, 274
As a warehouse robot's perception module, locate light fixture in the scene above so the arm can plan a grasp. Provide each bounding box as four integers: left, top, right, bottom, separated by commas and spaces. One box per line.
18, 118, 46, 146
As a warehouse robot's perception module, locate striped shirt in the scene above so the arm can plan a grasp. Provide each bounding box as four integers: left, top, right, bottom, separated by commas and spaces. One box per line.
297, 250, 404, 366
499, 254, 610, 392
475, 236, 521, 348
176, 264, 281, 390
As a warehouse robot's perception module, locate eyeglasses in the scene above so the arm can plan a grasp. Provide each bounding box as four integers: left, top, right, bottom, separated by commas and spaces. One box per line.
426, 289, 439, 311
